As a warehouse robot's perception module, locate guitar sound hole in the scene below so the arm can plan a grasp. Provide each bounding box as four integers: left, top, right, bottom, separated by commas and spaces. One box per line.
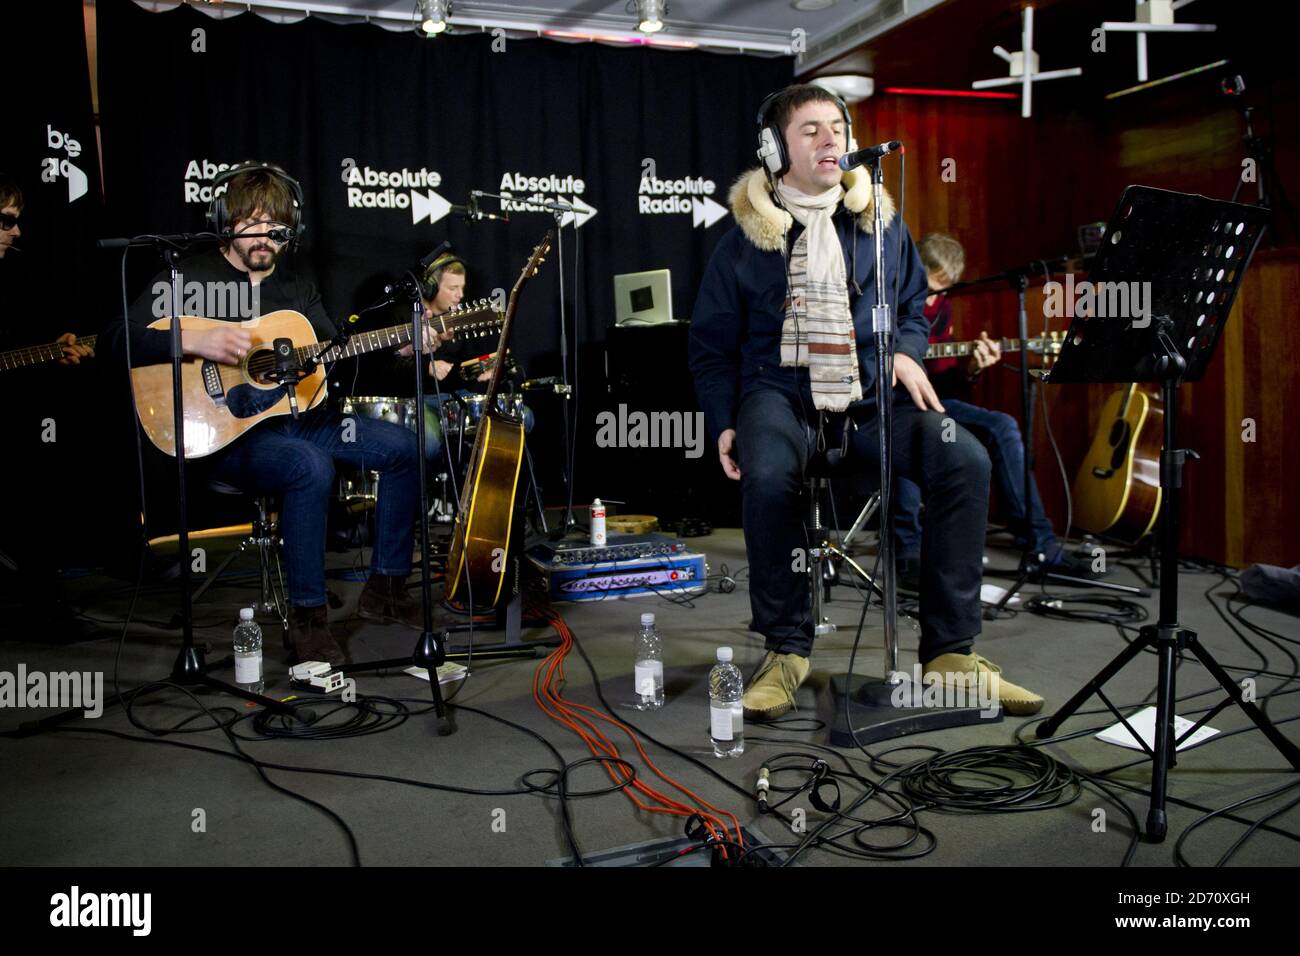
246, 348, 280, 386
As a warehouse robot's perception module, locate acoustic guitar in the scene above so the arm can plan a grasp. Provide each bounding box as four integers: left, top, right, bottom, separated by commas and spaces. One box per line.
1071, 384, 1163, 544
130, 303, 502, 458
446, 233, 552, 611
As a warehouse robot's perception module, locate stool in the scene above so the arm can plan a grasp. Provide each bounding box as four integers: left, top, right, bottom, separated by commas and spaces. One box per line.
805, 436, 885, 634
190, 481, 288, 628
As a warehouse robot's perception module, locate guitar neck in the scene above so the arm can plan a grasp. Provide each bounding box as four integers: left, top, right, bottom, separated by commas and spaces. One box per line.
0, 334, 97, 370
301, 310, 497, 366
924, 337, 1022, 360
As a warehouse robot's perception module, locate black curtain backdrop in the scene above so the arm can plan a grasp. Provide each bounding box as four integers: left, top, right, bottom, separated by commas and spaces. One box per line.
96, 0, 790, 527
0, 2, 106, 573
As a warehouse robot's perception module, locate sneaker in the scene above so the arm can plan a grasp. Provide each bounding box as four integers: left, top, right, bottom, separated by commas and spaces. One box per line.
742, 651, 811, 721
920, 651, 1044, 715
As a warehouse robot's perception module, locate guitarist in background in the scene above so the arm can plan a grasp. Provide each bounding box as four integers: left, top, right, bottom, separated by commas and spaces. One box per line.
0, 172, 93, 363
894, 233, 1098, 587
0, 171, 95, 637
105, 162, 422, 665
392, 253, 533, 462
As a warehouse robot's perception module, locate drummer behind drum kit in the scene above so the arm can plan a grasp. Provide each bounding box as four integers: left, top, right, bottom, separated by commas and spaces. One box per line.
336, 392, 528, 524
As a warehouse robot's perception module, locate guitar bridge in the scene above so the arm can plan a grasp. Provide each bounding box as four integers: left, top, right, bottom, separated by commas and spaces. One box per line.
201, 360, 227, 406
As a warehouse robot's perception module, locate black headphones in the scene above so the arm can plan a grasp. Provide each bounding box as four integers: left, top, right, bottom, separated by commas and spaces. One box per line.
422, 252, 466, 300
756, 85, 855, 180
206, 161, 305, 243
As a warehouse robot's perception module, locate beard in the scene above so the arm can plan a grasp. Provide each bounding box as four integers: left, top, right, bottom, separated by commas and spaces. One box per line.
234, 242, 281, 273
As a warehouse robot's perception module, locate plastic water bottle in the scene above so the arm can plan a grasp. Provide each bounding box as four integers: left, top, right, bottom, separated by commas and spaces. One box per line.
233, 607, 263, 695
709, 647, 744, 757
633, 612, 664, 710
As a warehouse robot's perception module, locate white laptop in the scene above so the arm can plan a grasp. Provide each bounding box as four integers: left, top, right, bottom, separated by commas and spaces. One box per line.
613, 269, 675, 326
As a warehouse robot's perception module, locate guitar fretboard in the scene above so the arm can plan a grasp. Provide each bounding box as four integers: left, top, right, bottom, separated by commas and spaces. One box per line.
296, 312, 501, 366
0, 335, 98, 370
924, 337, 1022, 360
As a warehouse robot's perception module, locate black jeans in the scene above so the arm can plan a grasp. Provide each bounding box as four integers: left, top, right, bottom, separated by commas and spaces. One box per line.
736, 386, 990, 662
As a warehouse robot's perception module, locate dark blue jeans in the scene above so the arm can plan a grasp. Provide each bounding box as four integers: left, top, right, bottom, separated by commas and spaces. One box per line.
895, 399, 1057, 562
210, 408, 419, 607
736, 386, 990, 662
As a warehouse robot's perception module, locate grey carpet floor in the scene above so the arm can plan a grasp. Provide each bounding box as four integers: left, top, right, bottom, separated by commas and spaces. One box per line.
2, 528, 1297, 867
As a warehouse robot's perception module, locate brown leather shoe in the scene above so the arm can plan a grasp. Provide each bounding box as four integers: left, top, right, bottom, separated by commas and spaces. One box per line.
358, 574, 425, 628
285, 604, 345, 666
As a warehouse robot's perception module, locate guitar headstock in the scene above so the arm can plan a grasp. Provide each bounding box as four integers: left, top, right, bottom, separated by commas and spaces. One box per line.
515, 232, 553, 289
434, 300, 505, 339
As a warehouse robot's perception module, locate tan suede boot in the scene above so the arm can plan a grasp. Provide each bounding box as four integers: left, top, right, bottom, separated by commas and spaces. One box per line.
921, 652, 1044, 715
742, 651, 811, 721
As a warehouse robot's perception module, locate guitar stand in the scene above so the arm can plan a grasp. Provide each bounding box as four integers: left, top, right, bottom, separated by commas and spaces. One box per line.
1037, 186, 1299, 840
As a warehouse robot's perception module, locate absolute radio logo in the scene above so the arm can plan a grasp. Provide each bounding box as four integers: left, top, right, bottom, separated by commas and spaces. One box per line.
182, 159, 237, 204
341, 158, 452, 225
497, 171, 597, 228
638, 174, 727, 229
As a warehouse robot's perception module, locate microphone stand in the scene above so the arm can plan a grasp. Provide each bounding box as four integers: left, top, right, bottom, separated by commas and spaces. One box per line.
337, 274, 454, 735
830, 158, 1005, 746
867, 155, 902, 688
938, 259, 1145, 605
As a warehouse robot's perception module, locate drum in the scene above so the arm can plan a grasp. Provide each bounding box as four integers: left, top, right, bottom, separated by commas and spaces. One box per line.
341, 396, 417, 430
495, 393, 524, 422
341, 395, 443, 458
336, 468, 380, 504
462, 394, 488, 429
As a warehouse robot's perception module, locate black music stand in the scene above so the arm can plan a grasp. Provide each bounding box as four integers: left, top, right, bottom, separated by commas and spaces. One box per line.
1037, 185, 1300, 841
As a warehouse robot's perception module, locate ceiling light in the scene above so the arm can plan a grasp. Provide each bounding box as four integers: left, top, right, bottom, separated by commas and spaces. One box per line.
419, 0, 451, 35
636, 0, 667, 34
811, 74, 874, 103
792, 0, 838, 11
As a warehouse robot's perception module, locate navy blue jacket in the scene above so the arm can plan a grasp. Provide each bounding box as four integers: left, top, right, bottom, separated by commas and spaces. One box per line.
689, 202, 930, 443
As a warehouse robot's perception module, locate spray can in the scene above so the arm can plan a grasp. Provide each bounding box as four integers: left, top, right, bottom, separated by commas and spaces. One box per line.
590, 498, 607, 547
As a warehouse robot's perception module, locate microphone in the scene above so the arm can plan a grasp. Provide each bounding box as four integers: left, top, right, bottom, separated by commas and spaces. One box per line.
756, 766, 771, 813
838, 140, 902, 171
271, 336, 302, 418
452, 195, 510, 223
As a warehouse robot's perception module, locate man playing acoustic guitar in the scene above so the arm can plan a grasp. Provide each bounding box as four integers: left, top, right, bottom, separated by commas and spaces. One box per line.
108, 162, 422, 665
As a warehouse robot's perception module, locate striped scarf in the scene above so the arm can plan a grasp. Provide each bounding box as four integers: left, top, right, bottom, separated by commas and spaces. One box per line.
776, 183, 860, 411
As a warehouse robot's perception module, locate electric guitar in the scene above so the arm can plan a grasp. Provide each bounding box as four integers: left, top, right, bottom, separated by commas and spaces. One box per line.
923, 331, 1064, 361
446, 233, 552, 611
130, 303, 502, 458
1071, 384, 1163, 544
0, 334, 97, 370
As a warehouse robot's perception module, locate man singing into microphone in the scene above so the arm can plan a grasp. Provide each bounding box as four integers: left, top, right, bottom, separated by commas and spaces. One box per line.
107, 162, 422, 665
689, 85, 1043, 719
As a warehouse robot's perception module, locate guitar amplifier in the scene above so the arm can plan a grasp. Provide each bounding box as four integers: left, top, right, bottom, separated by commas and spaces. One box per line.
527, 534, 706, 603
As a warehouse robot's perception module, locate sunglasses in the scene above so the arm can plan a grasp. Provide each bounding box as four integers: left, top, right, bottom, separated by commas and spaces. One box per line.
0, 213, 20, 231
